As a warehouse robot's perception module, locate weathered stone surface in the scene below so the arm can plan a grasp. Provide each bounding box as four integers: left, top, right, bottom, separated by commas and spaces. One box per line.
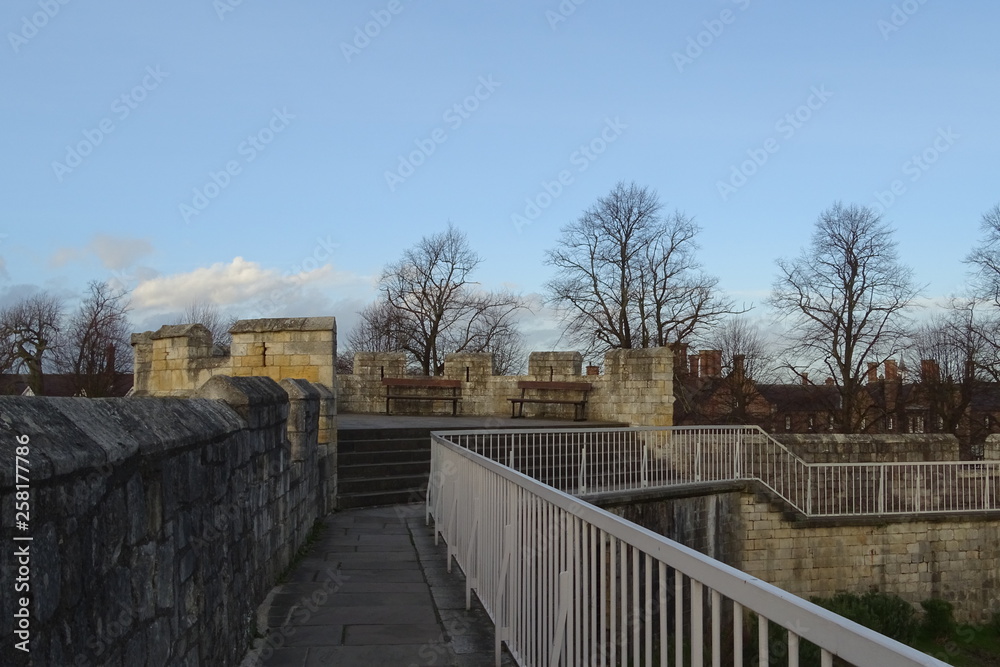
0, 381, 328, 665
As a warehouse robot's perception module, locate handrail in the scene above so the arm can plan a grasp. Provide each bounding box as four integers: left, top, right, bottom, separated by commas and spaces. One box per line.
428, 431, 947, 666
432, 426, 1000, 518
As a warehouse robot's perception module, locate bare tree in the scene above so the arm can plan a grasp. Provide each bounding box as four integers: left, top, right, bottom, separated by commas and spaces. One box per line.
356, 225, 526, 375
770, 202, 920, 432
702, 315, 778, 382
347, 299, 409, 354
0, 292, 63, 394
59, 281, 133, 397
545, 181, 737, 357
182, 301, 237, 350
967, 203, 1000, 305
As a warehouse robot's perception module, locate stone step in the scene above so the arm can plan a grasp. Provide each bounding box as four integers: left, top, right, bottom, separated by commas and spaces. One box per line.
340, 473, 430, 495
339, 460, 431, 479
339, 448, 431, 466
337, 487, 428, 510
339, 437, 431, 454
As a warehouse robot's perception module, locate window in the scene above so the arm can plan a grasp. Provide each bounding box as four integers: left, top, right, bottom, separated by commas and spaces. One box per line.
784, 416, 791, 431
909, 415, 925, 434
887, 416, 894, 431
808, 414, 815, 429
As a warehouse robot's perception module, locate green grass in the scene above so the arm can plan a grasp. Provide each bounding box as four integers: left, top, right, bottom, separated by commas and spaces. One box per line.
910, 624, 1000, 666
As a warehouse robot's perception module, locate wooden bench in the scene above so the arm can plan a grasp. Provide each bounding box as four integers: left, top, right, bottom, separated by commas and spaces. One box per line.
508, 380, 592, 421
382, 377, 462, 415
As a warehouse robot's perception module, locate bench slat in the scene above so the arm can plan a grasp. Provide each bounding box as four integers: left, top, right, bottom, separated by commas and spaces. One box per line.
517, 380, 592, 391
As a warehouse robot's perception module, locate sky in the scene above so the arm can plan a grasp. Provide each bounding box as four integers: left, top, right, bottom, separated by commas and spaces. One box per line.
2, 0, 998, 354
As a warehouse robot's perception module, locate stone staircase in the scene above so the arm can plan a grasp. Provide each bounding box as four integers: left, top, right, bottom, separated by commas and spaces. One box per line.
337, 427, 434, 509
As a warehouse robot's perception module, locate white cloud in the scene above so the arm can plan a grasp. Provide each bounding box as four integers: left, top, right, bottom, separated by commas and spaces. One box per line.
50, 234, 153, 270
129, 257, 376, 339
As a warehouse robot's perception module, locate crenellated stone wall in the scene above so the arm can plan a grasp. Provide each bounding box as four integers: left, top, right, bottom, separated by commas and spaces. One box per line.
0, 376, 330, 666
336, 348, 675, 426
131, 317, 337, 398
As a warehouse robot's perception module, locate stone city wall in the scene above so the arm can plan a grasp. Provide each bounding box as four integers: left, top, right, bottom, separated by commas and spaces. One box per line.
337, 348, 675, 427
0, 376, 330, 666
603, 486, 1000, 624
772, 433, 960, 462
131, 317, 337, 398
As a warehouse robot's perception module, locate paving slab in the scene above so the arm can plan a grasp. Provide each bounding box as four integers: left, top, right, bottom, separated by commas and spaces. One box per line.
241, 504, 515, 667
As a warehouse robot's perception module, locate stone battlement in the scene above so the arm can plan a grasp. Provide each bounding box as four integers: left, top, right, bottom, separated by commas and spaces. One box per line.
338, 348, 675, 426
131, 316, 337, 397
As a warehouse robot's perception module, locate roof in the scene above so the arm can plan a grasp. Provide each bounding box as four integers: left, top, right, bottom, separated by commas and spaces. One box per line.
0, 373, 134, 397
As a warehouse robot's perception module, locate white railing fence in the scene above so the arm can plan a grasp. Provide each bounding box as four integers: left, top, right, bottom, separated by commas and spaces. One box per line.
439, 426, 1000, 518
428, 432, 947, 666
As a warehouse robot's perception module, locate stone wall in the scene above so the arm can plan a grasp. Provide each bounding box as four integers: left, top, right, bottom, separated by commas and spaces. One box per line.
0, 376, 329, 666
131, 317, 337, 398
985, 434, 1000, 461
601, 486, 1000, 623
337, 347, 675, 427
772, 433, 960, 462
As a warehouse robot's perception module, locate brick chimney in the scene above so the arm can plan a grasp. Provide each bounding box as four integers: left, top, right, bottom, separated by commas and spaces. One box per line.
825, 377, 834, 386
801, 372, 809, 385
867, 362, 878, 384
885, 359, 899, 382
699, 350, 723, 378
920, 359, 940, 383
689, 355, 700, 378
732, 354, 746, 379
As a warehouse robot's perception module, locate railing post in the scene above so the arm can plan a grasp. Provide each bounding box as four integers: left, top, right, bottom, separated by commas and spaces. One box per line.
984, 466, 990, 511
695, 440, 702, 482
495, 523, 513, 667
549, 570, 573, 666
447, 492, 459, 572
465, 494, 480, 610
879, 466, 886, 514
641, 444, 649, 488
807, 466, 813, 516
579, 446, 587, 494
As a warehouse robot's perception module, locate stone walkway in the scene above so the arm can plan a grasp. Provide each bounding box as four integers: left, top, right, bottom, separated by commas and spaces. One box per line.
241, 504, 514, 666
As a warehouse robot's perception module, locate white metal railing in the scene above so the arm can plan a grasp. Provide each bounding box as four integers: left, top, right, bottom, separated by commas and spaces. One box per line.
427, 431, 948, 666
436, 426, 1000, 518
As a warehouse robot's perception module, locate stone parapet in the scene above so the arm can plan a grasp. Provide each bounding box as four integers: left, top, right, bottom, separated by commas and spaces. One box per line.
0, 377, 328, 665
337, 347, 675, 426
772, 433, 960, 462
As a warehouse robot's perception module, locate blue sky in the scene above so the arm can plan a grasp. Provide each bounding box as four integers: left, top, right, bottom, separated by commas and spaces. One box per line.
2, 0, 997, 350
